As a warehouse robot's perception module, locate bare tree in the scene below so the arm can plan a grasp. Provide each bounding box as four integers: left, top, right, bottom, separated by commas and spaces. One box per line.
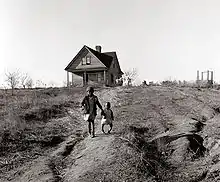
25, 77, 34, 89
122, 68, 138, 86
35, 80, 46, 88
5, 70, 20, 95
20, 72, 28, 89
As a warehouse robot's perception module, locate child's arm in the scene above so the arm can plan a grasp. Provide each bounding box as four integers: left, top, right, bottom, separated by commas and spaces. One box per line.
81, 96, 86, 107
81, 97, 86, 112
101, 110, 105, 116
111, 110, 114, 120
95, 96, 103, 111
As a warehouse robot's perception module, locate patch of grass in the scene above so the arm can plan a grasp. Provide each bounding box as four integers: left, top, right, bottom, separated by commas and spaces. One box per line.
121, 126, 170, 180
0, 87, 85, 178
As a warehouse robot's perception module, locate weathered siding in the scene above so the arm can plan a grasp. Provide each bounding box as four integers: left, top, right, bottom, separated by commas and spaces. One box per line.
69, 49, 88, 70
107, 59, 121, 86
68, 49, 106, 71
75, 51, 106, 70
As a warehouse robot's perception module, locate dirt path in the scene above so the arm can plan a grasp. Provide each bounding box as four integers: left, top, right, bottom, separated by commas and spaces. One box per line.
63, 130, 115, 182
63, 88, 120, 182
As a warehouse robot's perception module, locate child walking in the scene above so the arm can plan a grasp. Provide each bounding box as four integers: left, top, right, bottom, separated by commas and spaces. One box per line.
81, 86, 103, 138
101, 102, 114, 134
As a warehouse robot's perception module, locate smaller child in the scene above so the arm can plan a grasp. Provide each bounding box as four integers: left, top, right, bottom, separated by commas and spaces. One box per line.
101, 102, 114, 134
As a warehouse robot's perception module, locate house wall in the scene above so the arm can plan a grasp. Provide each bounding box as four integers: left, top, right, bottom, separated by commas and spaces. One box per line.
69, 49, 106, 70
106, 59, 121, 86
69, 49, 88, 69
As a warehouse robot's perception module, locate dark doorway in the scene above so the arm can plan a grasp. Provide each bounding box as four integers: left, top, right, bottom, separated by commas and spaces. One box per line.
86, 73, 88, 83
83, 72, 89, 86
111, 74, 114, 84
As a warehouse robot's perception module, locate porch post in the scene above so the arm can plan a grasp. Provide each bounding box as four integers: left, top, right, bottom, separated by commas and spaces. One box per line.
67, 71, 70, 87
211, 71, 213, 82
72, 73, 74, 87
84, 71, 87, 86
104, 70, 106, 86
197, 70, 199, 81
207, 70, 209, 80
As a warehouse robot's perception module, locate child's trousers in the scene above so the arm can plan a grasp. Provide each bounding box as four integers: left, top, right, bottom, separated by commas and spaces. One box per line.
88, 119, 95, 136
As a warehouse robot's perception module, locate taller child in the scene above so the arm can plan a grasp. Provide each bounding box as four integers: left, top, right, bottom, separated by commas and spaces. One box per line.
81, 87, 104, 138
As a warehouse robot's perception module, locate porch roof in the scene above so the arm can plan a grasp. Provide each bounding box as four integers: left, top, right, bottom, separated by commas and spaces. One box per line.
68, 67, 107, 73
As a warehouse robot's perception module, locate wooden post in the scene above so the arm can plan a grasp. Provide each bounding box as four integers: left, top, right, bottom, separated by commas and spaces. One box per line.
197, 70, 199, 81
104, 70, 106, 86
207, 70, 209, 81
201, 72, 203, 80
67, 71, 70, 87
196, 70, 199, 84
72, 73, 74, 87
211, 71, 213, 82
84, 71, 87, 86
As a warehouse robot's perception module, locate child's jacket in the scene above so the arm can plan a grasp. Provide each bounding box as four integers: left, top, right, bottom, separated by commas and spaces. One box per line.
101, 108, 114, 125
81, 95, 102, 116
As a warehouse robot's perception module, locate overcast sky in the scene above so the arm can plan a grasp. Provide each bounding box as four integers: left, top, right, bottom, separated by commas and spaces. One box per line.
1, 0, 220, 87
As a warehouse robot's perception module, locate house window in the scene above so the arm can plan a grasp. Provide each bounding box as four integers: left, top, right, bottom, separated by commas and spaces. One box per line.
81, 56, 91, 65
86, 56, 91, 65
81, 58, 86, 65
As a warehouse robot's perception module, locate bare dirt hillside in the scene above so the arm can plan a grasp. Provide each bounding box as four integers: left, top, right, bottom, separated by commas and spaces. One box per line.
1, 86, 220, 181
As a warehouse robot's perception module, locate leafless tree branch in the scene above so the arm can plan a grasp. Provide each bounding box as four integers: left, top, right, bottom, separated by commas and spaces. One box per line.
5, 70, 20, 95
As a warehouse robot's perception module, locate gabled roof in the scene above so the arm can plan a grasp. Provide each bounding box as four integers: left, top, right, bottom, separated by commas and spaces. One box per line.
65, 45, 86, 71
104, 51, 124, 74
65, 45, 123, 74
85, 46, 113, 68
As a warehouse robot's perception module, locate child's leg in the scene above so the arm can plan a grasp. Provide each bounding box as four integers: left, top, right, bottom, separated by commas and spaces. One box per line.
88, 120, 92, 135
91, 120, 95, 137
108, 123, 113, 133
102, 124, 105, 133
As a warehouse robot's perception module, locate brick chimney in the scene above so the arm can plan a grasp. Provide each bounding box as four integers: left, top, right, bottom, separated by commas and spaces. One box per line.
95, 45, 101, 53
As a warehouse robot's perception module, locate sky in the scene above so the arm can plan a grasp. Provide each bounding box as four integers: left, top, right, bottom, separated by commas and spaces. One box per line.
1, 0, 220, 87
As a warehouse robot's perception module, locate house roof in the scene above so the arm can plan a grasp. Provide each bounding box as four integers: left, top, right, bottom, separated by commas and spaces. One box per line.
85, 46, 113, 68
65, 45, 123, 74
104, 51, 124, 74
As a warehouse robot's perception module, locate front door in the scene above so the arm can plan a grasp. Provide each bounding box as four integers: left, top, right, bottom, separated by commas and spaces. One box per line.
86, 73, 88, 83
111, 74, 114, 84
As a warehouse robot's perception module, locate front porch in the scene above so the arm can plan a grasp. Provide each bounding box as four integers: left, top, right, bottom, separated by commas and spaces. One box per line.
66, 69, 108, 87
